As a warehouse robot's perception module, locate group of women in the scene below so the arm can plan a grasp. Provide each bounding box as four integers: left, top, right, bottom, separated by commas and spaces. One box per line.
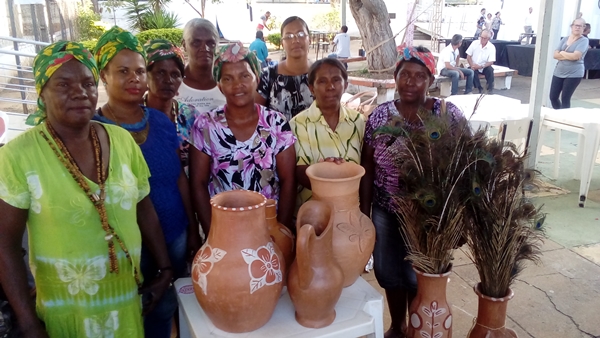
0, 15, 464, 338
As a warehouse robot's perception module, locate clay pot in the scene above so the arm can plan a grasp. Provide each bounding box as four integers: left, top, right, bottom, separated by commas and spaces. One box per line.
407, 267, 453, 338
191, 190, 284, 333
468, 283, 517, 338
265, 199, 295, 273
288, 200, 344, 328
305, 162, 376, 287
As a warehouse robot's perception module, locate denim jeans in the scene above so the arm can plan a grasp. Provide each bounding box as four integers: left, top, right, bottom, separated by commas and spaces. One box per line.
371, 205, 417, 291
328, 53, 349, 70
141, 230, 187, 338
440, 68, 474, 95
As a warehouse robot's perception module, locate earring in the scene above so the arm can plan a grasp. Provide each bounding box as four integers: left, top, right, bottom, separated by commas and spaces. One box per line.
102, 82, 107, 87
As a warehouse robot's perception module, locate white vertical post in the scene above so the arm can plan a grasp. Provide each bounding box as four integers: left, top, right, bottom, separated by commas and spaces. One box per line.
341, 0, 347, 26
527, 0, 561, 169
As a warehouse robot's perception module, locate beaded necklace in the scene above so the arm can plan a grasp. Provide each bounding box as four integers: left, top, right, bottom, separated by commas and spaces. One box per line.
40, 122, 141, 287
104, 103, 150, 145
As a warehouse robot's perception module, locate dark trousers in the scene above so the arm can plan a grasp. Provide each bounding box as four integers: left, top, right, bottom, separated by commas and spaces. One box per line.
492, 28, 499, 39
473, 66, 495, 92
549, 75, 582, 109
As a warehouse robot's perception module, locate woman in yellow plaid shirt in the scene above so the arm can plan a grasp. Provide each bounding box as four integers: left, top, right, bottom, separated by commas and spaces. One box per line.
290, 58, 366, 207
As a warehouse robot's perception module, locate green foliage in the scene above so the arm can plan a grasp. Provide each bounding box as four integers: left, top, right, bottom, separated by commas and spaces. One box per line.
136, 28, 184, 46
266, 33, 281, 50
312, 7, 341, 32
266, 15, 282, 32
79, 39, 98, 51
123, 0, 150, 31
75, 4, 106, 41
141, 10, 180, 30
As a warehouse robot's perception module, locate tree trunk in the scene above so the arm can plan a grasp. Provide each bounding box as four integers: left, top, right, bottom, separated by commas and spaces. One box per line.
349, 0, 397, 73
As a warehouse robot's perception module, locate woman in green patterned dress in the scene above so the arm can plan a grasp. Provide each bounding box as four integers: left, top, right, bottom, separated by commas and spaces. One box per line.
0, 41, 172, 337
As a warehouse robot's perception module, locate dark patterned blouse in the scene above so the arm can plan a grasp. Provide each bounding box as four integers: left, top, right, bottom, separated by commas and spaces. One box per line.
257, 64, 314, 121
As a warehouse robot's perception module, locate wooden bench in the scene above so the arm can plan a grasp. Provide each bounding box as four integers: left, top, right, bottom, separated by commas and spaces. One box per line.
338, 56, 366, 63
347, 76, 396, 104
432, 65, 517, 97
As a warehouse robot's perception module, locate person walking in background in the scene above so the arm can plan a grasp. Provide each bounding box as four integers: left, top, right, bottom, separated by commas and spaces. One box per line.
176, 19, 226, 113
521, 7, 534, 44
250, 31, 270, 68
257, 11, 271, 32
550, 18, 589, 109
437, 34, 474, 95
475, 8, 486, 38
256, 16, 314, 120
491, 12, 504, 40
329, 25, 351, 69
467, 29, 496, 94
485, 13, 493, 31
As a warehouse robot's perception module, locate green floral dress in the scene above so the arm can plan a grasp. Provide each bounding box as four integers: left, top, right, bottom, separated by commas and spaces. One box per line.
0, 123, 150, 337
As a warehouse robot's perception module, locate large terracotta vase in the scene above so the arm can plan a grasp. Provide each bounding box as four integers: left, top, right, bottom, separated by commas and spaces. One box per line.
407, 267, 453, 338
468, 283, 517, 338
305, 162, 376, 287
288, 200, 344, 328
265, 199, 295, 273
191, 190, 285, 333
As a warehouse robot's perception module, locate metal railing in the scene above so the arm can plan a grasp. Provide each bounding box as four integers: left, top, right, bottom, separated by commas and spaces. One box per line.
0, 36, 49, 116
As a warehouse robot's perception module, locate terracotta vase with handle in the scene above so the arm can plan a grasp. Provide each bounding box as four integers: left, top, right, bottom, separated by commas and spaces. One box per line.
191, 190, 284, 333
305, 162, 376, 287
407, 267, 453, 338
265, 199, 295, 273
288, 200, 344, 328
468, 283, 517, 338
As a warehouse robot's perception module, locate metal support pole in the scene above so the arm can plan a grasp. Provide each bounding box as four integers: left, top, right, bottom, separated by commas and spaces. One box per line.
527, 0, 559, 169
341, 0, 346, 26
7, 0, 29, 114
45, 0, 55, 42
30, 5, 41, 51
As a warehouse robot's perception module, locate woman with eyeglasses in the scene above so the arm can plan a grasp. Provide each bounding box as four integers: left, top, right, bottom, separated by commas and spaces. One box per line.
256, 16, 314, 121
550, 18, 589, 109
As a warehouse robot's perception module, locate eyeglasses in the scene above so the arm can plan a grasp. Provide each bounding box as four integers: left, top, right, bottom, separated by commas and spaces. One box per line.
572, 24, 583, 28
282, 31, 308, 41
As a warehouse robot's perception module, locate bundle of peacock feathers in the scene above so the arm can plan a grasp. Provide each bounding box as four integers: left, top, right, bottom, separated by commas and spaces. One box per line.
374, 102, 477, 274
463, 129, 544, 298
374, 96, 544, 278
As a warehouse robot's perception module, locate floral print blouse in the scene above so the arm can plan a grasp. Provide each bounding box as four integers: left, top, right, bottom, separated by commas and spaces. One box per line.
190, 104, 296, 200
176, 101, 200, 174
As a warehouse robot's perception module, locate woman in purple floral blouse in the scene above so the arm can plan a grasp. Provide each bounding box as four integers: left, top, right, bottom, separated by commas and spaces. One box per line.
189, 42, 297, 235
359, 45, 463, 338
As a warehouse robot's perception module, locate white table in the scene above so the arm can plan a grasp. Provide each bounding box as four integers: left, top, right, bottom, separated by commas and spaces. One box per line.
536, 107, 600, 207
446, 94, 524, 126
175, 277, 384, 338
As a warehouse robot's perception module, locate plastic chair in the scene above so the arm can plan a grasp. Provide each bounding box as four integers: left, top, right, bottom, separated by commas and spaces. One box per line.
0, 111, 8, 145
498, 118, 534, 155
469, 120, 490, 134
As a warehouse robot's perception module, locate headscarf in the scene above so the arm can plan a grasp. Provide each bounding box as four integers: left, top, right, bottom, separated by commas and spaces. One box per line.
26, 41, 99, 126
395, 44, 437, 76
212, 42, 262, 82
93, 26, 146, 71
143, 39, 185, 75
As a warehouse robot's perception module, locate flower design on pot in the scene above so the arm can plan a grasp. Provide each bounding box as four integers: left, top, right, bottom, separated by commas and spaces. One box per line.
410, 301, 451, 338
241, 242, 283, 294
192, 244, 227, 295
337, 212, 373, 253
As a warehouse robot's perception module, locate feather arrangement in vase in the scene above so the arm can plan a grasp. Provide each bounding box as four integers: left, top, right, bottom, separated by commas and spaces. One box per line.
463, 135, 544, 298
373, 100, 477, 275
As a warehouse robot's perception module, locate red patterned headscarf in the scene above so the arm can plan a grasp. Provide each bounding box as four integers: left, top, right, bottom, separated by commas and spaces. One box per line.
395, 44, 437, 76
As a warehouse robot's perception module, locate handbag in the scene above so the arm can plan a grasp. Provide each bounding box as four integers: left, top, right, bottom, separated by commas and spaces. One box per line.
342, 91, 378, 117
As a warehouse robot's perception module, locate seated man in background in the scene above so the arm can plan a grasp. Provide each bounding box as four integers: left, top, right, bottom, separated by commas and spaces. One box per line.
467, 29, 496, 94
329, 25, 351, 69
437, 34, 474, 95
250, 31, 269, 68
